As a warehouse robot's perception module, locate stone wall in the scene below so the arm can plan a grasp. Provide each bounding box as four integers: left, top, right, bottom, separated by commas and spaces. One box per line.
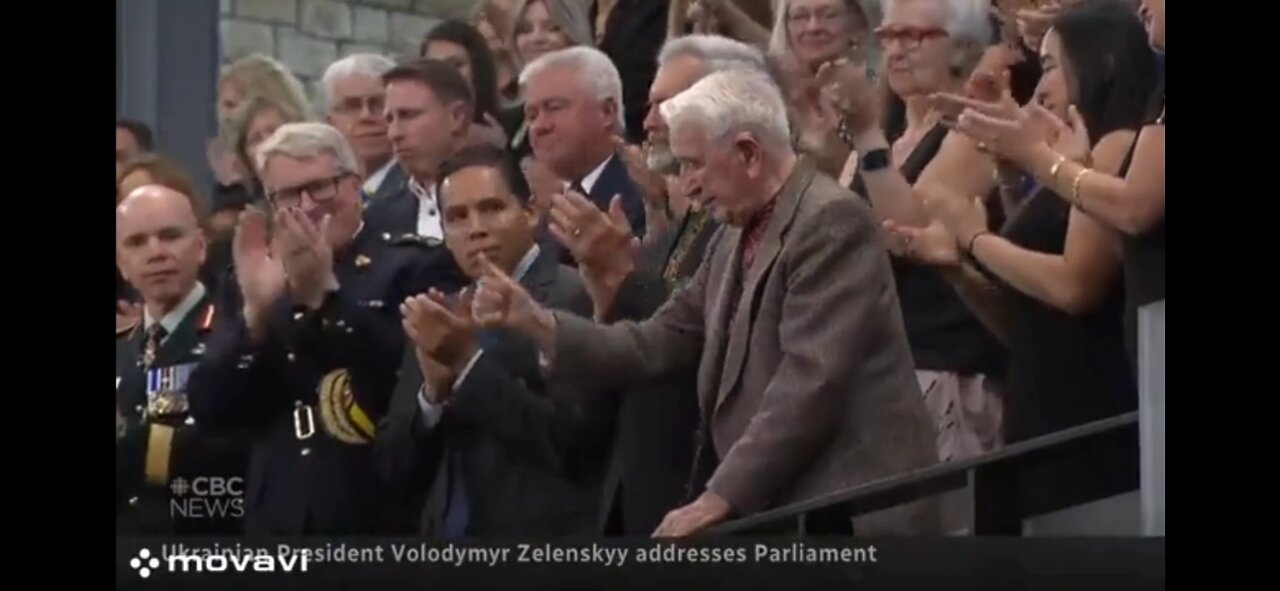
219, 0, 479, 106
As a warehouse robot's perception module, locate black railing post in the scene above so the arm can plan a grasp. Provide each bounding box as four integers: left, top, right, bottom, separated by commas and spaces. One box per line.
970, 465, 1023, 535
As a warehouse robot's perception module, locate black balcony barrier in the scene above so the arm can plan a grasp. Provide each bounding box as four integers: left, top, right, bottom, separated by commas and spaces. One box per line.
711, 411, 1140, 536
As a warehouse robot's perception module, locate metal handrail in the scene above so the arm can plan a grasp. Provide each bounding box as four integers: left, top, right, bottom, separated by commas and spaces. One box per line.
712, 411, 1140, 535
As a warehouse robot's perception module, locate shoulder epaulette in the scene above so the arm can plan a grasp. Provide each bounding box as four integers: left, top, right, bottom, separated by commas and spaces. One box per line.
383, 232, 443, 248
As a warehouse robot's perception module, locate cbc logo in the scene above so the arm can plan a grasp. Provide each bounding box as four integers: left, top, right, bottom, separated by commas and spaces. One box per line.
169, 476, 244, 497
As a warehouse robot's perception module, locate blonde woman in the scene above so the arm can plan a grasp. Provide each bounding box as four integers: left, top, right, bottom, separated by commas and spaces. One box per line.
495, 1, 593, 160
208, 55, 313, 190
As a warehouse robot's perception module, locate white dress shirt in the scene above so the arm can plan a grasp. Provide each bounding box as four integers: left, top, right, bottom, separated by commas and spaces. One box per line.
417, 245, 542, 427
566, 153, 614, 195
407, 176, 445, 242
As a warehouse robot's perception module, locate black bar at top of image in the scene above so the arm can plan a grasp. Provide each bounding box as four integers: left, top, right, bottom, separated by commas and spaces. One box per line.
115, 537, 1165, 590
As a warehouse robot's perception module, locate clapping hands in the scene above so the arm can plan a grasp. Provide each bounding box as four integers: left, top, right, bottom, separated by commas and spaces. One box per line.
548, 190, 639, 318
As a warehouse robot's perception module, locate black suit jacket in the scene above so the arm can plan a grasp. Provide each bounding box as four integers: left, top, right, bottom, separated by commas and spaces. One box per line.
363, 175, 424, 241
377, 247, 617, 536
596, 264, 702, 535
187, 228, 465, 536
542, 152, 648, 266
595, 0, 670, 143
368, 160, 409, 205
116, 293, 250, 535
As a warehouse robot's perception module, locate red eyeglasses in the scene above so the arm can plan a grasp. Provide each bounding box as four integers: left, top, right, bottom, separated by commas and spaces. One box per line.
874, 25, 950, 49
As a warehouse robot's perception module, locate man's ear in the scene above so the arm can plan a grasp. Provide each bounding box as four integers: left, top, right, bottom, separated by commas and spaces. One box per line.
195, 228, 208, 268
602, 97, 620, 131
451, 102, 473, 137
734, 132, 762, 171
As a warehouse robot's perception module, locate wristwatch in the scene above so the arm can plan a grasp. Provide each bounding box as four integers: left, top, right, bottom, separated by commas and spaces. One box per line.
860, 148, 891, 172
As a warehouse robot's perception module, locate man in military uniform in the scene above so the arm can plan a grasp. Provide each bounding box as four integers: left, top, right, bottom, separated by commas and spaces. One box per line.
188, 122, 465, 535
116, 184, 249, 535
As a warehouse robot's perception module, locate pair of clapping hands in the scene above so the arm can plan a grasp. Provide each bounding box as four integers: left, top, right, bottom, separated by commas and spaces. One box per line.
880, 75, 1094, 266
400, 188, 640, 404
233, 207, 339, 336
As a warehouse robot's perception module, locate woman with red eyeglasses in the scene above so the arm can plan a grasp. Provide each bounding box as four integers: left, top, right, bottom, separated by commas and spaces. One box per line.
821, 0, 1008, 474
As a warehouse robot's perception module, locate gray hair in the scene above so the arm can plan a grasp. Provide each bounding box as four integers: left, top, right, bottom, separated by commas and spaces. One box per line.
881, 0, 994, 44
659, 69, 792, 155
519, 46, 625, 131
657, 34, 769, 76
320, 53, 396, 112
254, 122, 360, 177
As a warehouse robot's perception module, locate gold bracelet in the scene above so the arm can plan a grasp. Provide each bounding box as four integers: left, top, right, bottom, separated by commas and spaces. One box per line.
1048, 154, 1068, 183
1071, 168, 1092, 208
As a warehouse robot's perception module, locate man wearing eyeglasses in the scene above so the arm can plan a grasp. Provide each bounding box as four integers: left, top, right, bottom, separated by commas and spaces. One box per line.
322, 53, 404, 205
187, 122, 465, 535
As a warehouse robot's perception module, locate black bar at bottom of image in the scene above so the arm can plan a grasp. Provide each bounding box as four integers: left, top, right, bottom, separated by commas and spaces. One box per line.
115, 537, 1165, 590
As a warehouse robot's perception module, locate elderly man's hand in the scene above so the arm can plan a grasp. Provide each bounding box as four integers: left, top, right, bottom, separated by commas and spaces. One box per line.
653, 491, 733, 538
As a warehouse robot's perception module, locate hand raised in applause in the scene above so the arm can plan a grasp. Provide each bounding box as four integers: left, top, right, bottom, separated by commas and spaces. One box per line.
232, 208, 287, 338
520, 157, 563, 219
934, 87, 1043, 167
471, 254, 542, 332
614, 137, 669, 216
273, 207, 338, 311
883, 219, 963, 267
549, 190, 639, 319
402, 289, 479, 402
815, 55, 879, 136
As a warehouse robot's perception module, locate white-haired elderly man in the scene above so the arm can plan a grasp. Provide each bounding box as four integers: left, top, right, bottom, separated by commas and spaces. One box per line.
321, 53, 403, 204
521, 46, 647, 246
187, 122, 465, 536
470, 69, 941, 537
534, 34, 773, 536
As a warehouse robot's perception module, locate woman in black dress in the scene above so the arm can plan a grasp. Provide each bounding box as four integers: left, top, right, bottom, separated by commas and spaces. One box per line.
947, 0, 1166, 370
889, 0, 1159, 445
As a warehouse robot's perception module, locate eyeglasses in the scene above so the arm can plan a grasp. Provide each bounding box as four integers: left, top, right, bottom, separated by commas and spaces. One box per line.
874, 25, 950, 49
331, 95, 386, 117
267, 173, 354, 208
787, 8, 849, 28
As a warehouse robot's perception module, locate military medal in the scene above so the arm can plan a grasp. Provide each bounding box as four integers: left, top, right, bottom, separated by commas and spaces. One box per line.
146, 363, 194, 419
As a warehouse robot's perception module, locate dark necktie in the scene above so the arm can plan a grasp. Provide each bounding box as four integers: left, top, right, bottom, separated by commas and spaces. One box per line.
442, 452, 470, 539
143, 324, 167, 368
441, 329, 504, 539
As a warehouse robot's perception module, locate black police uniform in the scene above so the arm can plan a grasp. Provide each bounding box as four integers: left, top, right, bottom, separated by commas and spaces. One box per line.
187, 227, 465, 536
116, 293, 250, 535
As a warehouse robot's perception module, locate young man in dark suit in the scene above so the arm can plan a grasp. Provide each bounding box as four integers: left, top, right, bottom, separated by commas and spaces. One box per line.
376, 145, 615, 537
115, 184, 249, 535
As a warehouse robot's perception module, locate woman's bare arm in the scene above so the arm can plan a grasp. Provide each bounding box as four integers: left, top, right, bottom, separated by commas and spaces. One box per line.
962, 131, 1134, 315
1024, 122, 1164, 235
